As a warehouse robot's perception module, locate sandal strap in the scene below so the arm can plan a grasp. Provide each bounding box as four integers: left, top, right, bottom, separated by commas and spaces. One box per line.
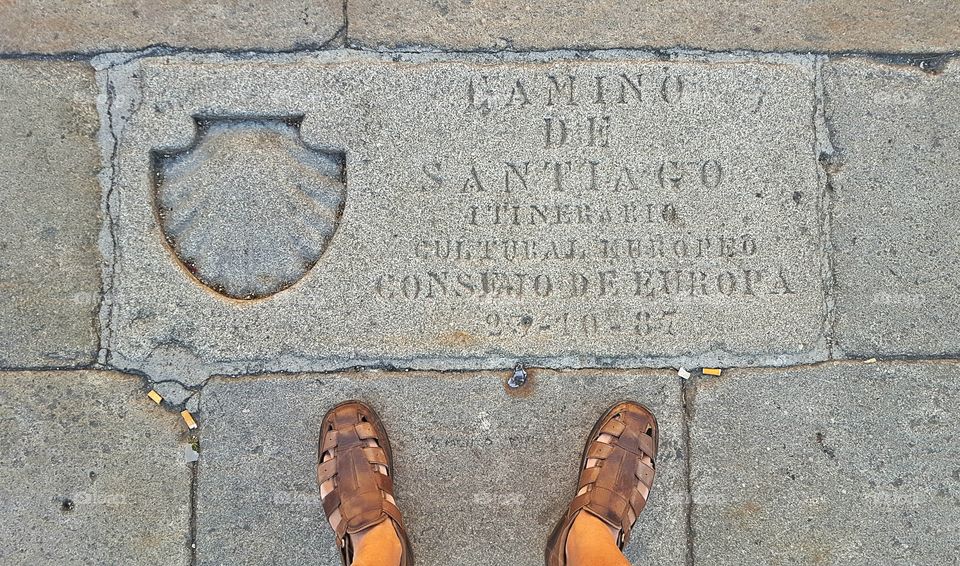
318, 403, 410, 542
571, 402, 658, 547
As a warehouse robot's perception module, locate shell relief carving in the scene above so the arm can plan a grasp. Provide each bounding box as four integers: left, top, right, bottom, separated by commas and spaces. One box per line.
152, 117, 346, 300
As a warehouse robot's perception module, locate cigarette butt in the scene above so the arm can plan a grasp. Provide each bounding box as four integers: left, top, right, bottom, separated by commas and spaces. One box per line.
864, 358, 877, 364
147, 390, 163, 404
180, 410, 198, 430
677, 367, 691, 379
703, 368, 722, 376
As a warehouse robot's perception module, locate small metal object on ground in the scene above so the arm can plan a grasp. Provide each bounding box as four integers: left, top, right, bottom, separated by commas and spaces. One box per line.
703, 368, 722, 376
147, 390, 163, 404
508, 363, 527, 388
180, 410, 198, 430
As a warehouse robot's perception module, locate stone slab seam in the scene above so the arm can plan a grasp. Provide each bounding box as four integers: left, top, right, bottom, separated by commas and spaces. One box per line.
10, 356, 952, 411
0, 29, 349, 60
341, 43, 960, 74
2, 46, 958, 72
680, 378, 696, 566
96, 66, 117, 364
93, 54, 150, 369
183, 357, 960, 411
188, 428, 200, 566
681, 358, 960, 410
195, 356, 960, 381
812, 55, 840, 358
95, 63, 118, 367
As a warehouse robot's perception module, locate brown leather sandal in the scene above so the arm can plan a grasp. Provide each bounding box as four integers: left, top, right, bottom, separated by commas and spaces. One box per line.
545, 401, 659, 566
317, 401, 414, 566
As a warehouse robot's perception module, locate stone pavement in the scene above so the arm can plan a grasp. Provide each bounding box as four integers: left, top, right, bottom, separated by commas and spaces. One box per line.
1, 3, 959, 565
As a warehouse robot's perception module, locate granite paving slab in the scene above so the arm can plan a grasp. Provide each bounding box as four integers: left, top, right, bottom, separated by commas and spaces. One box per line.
825, 59, 960, 357
0, 370, 192, 565
103, 51, 827, 383
0, 1, 344, 53
348, 1, 960, 54
0, 61, 102, 367
689, 361, 960, 564
195, 369, 686, 565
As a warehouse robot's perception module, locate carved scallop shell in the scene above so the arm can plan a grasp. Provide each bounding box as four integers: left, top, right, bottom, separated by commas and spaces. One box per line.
153, 118, 345, 300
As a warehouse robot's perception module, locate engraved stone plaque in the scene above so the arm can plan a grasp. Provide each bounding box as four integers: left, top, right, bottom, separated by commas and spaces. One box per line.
104, 53, 827, 380
153, 117, 345, 299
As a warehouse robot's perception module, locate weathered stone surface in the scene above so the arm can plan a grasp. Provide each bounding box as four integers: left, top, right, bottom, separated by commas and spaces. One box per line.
196, 370, 686, 565
154, 117, 346, 299
0, 1, 344, 53
0, 61, 101, 367
825, 59, 960, 357
105, 52, 826, 381
689, 362, 960, 564
0, 371, 191, 564
348, 1, 960, 54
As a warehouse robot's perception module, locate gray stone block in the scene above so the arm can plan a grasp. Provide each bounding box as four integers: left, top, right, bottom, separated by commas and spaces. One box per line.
104, 52, 827, 382
689, 362, 960, 564
348, 1, 960, 53
0, 61, 101, 367
196, 370, 686, 565
825, 59, 960, 357
0, 371, 192, 564
0, 1, 344, 53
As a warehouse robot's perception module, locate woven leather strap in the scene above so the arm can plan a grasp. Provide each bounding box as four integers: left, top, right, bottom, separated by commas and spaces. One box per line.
570, 403, 658, 547
318, 403, 405, 543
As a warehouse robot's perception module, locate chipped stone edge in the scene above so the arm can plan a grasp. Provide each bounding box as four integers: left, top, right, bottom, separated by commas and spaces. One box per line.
92, 53, 144, 367
109, 347, 832, 395
83, 45, 821, 68
812, 55, 840, 359
92, 59, 116, 366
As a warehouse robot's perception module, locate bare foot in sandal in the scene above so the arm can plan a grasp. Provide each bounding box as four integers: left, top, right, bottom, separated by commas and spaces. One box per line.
318, 401, 414, 566
545, 402, 659, 566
